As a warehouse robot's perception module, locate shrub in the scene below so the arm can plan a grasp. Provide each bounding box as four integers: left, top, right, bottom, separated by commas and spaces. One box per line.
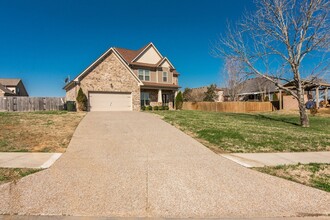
141, 106, 146, 111
76, 88, 88, 111
175, 91, 183, 110
153, 106, 159, 111
158, 106, 163, 110
147, 106, 152, 111
164, 106, 169, 110
66, 101, 76, 112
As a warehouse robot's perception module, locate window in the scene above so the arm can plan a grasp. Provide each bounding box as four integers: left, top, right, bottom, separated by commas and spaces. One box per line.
141, 92, 150, 106
163, 72, 168, 82
138, 69, 150, 81
138, 70, 144, 80
145, 70, 150, 81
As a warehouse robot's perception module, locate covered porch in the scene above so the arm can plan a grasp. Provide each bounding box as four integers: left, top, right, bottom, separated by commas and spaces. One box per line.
284, 80, 330, 109
140, 82, 179, 110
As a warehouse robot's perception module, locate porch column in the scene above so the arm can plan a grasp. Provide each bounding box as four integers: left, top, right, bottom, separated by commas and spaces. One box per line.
279, 90, 282, 110
316, 86, 319, 108
325, 87, 328, 106
158, 89, 162, 103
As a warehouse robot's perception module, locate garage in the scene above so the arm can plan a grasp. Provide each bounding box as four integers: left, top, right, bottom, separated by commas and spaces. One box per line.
89, 92, 132, 111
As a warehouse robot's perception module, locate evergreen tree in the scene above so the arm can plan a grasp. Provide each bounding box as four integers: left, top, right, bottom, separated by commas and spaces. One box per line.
203, 84, 219, 102
76, 88, 88, 111
175, 91, 183, 110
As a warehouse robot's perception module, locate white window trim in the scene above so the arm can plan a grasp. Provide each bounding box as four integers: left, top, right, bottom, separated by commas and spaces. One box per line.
138, 69, 150, 81
163, 72, 168, 82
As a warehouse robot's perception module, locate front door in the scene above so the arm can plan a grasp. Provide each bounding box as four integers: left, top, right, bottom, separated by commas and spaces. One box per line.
162, 94, 169, 106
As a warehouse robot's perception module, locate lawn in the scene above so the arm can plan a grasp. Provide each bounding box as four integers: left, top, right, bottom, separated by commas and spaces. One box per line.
254, 163, 330, 192
0, 168, 42, 185
0, 111, 85, 152
153, 110, 330, 153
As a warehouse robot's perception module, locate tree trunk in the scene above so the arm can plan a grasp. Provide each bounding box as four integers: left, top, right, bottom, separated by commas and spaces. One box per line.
297, 87, 309, 127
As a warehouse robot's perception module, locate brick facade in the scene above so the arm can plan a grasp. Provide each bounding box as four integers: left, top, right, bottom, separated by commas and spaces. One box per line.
65, 52, 141, 111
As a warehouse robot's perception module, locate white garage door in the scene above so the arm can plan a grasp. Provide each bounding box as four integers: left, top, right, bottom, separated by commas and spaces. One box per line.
89, 92, 132, 111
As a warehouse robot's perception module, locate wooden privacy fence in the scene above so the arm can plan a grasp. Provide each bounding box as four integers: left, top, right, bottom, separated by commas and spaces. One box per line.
182, 101, 276, 113
0, 97, 65, 112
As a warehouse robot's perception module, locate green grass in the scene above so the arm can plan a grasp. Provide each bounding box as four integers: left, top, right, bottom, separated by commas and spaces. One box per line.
153, 110, 330, 153
254, 163, 330, 192
0, 168, 42, 184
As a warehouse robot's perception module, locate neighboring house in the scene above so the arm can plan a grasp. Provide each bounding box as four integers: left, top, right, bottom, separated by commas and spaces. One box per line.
237, 77, 278, 101
189, 86, 224, 102
0, 79, 29, 97
64, 42, 180, 111
283, 79, 330, 109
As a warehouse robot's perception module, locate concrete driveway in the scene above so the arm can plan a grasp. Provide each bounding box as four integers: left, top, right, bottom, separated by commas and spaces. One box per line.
0, 112, 329, 218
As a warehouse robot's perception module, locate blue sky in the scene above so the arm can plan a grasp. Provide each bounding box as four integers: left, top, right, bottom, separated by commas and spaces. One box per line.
0, 0, 254, 97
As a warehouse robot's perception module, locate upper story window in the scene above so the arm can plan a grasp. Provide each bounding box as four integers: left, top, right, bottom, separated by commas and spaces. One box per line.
163, 72, 168, 82
138, 69, 150, 81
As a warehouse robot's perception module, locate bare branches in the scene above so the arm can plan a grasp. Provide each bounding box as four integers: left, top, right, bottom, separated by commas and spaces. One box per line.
213, 0, 330, 127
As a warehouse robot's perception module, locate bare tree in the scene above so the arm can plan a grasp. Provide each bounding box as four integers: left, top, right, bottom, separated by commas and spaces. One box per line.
223, 58, 246, 101
182, 88, 194, 102
213, 0, 330, 127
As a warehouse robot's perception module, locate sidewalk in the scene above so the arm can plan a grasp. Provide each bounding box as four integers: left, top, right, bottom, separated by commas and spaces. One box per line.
0, 152, 62, 169
221, 151, 330, 167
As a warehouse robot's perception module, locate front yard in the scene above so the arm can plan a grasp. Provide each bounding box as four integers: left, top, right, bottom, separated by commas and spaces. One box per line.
153, 110, 330, 153
255, 163, 330, 192
0, 111, 85, 152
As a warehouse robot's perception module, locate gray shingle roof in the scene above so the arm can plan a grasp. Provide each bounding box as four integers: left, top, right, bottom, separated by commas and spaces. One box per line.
238, 77, 278, 95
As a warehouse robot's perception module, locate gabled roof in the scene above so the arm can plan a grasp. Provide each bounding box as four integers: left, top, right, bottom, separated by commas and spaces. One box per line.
131, 42, 163, 63
64, 47, 143, 90
114, 44, 149, 63
157, 57, 175, 69
238, 77, 278, 95
0, 83, 15, 95
114, 43, 176, 70
0, 78, 21, 86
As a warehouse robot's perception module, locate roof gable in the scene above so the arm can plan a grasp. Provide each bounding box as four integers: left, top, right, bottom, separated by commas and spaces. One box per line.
158, 57, 175, 69
64, 48, 143, 90
132, 43, 163, 64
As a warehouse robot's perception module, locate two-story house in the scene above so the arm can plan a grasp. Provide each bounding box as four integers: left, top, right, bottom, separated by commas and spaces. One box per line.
0, 79, 29, 97
64, 43, 180, 111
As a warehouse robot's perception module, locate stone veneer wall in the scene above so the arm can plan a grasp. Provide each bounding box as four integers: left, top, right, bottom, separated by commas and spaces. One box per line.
65, 85, 77, 101
66, 52, 141, 111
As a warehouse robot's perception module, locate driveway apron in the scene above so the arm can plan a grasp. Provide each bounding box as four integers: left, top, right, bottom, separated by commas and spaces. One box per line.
0, 112, 329, 218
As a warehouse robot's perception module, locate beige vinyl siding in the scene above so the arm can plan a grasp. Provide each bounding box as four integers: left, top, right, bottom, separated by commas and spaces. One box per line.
133, 69, 157, 82
135, 46, 162, 64
158, 69, 173, 84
